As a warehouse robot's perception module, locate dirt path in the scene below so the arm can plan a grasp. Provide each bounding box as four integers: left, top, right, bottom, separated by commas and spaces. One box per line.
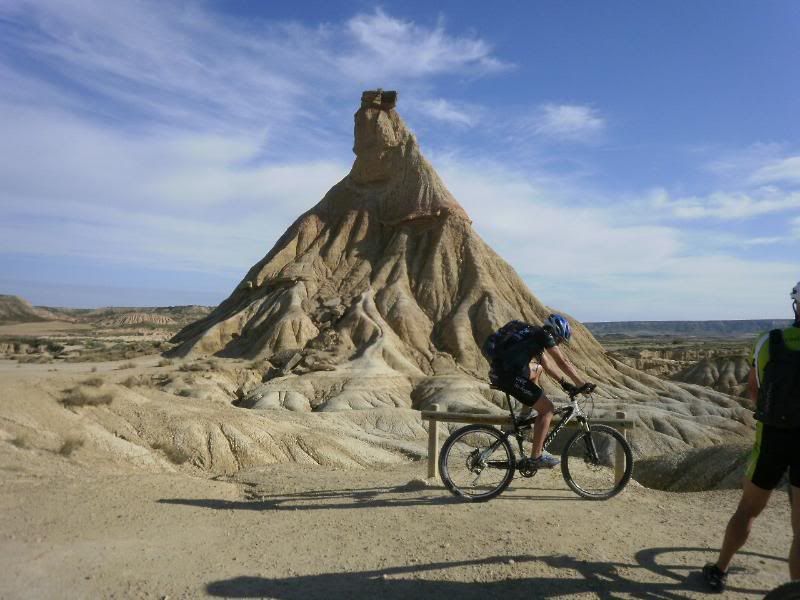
0, 461, 793, 599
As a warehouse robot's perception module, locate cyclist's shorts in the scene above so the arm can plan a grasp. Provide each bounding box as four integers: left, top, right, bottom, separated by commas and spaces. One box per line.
489, 369, 544, 407
746, 422, 800, 490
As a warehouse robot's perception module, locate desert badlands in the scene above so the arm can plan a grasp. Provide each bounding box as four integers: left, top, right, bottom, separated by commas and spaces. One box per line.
0, 92, 795, 598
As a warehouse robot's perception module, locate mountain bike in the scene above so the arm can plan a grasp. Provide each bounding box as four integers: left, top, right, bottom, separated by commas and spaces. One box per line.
438, 384, 633, 501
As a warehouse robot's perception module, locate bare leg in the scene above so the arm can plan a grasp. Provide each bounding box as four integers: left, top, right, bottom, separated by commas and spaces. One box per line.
529, 394, 554, 459
716, 479, 772, 572
791, 485, 800, 579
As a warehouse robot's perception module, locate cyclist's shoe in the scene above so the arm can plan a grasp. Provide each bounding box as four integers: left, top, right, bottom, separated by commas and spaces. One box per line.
701, 563, 727, 593
531, 452, 560, 469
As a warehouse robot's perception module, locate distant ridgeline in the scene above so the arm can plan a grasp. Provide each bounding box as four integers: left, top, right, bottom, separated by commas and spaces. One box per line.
585, 320, 794, 338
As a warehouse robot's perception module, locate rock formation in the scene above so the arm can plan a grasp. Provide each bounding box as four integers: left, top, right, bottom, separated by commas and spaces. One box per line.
0, 295, 66, 324
170, 91, 756, 458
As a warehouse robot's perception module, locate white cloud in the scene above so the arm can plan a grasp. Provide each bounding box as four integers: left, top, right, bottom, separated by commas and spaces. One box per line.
750, 156, 800, 185
650, 189, 800, 220
792, 217, 800, 239
0, 104, 347, 274
435, 157, 797, 320
415, 98, 478, 127
339, 10, 510, 81
530, 104, 606, 142
0, 3, 507, 135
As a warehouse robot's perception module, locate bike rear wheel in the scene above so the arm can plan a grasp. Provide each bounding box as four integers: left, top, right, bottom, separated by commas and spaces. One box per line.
561, 424, 633, 500
439, 424, 515, 502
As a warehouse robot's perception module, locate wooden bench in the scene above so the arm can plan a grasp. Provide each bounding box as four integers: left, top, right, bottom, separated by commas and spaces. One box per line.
421, 403, 635, 481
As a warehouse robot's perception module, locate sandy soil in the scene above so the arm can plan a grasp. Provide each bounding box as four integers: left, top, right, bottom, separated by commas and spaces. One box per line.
0, 457, 794, 599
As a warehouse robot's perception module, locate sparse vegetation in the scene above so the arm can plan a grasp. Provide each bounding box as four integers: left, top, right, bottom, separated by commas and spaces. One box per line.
58, 435, 85, 457
62, 386, 114, 407
121, 375, 146, 388
117, 362, 137, 370
178, 362, 205, 372
177, 388, 193, 397
158, 358, 174, 367
82, 376, 105, 387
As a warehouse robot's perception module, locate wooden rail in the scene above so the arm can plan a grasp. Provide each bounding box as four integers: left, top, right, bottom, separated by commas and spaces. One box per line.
421, 404, 635, 482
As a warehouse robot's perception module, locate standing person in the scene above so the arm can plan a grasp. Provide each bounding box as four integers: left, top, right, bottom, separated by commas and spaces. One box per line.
703, 282, 800, 592
486, 314, 595, 470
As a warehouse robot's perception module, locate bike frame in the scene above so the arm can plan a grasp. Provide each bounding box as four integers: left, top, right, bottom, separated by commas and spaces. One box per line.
503, 391, 593, 458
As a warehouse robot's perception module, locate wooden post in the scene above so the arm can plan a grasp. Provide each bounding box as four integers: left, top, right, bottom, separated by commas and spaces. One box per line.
614, 410, 627, 483
427, 403, 440, 479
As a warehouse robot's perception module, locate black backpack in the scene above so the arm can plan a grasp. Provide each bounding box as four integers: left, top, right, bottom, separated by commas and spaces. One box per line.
754, 329, 800, 428
481, 320, 534, 363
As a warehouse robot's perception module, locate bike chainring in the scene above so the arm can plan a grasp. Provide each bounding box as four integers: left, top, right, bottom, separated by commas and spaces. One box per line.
517, 460, 538, 478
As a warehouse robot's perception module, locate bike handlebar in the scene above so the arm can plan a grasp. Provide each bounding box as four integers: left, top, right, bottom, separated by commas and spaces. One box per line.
567, 382, 596, 399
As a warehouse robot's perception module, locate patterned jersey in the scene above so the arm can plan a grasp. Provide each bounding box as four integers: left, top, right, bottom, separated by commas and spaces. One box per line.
751, 325, 800, 387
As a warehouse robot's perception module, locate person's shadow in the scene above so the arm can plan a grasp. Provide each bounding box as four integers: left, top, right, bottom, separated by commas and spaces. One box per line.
206, 547, 784, 599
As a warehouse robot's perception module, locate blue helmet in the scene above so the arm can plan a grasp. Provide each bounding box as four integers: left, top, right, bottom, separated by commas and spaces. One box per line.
544, 314, 572, 343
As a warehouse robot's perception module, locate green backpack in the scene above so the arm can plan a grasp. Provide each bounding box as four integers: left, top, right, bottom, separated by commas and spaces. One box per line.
755, 329, 800, 428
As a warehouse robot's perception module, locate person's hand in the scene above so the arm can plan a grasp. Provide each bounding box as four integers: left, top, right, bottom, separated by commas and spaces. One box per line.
578, 382, 597, 395
560, 379, 577, 394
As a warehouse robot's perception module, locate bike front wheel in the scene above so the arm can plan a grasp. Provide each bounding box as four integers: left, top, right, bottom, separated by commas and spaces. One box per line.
561, 423, 633, 500
439, 424, 516, 502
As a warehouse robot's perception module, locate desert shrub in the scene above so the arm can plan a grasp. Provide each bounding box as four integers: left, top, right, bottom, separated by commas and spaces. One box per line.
157, 359, 174, 367
117, 362, 136, 370
81, 377, 105, 387
151, 441, 190, 465
177, 388, 193, 397
62, 386, 114, 407
178, 362, 205, 372
121, 375, 146, 388
205, 359, 220, 370
46, 342, 65, 353
58, 435, 85, 457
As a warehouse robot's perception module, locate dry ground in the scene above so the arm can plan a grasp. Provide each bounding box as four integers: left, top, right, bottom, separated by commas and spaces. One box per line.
0, 454, 795, 599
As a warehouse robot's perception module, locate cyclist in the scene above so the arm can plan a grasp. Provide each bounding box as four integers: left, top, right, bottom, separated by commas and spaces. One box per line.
489, 314, 595, 469
703, 281, 800, 592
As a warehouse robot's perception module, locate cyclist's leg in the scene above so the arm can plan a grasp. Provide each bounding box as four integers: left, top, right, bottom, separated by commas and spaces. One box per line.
789, 438, 800, 579
790, 484, 800, 579
716, 422, 785, 572
716, 479, 772, 572
506, 373, 550, 458
529, 393, 553, 459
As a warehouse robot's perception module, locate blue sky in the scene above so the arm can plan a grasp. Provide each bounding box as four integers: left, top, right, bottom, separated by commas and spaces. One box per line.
1, 1, 798, 321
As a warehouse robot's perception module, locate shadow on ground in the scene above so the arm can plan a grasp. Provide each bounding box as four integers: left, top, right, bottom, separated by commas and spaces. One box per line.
158, 480, 582, 512
207, 548, 781, 599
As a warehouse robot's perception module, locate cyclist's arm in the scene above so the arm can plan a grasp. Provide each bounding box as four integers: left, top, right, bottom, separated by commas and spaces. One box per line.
545, 346, 585, 387
747, 367, 758, 404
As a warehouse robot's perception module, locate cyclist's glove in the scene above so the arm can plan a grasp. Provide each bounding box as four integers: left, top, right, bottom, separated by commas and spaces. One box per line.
560, 379, 577, 394
578, 382, 597, 395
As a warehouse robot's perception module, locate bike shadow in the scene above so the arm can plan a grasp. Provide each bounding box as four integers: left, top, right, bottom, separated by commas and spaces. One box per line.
206, 547, 779, 599
158, 478, 581, 512
158, 483, 462, 512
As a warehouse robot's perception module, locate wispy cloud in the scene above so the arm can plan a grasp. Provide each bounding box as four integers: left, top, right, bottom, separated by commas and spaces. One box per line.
650, 188, 800, 220
529, 103, 606, 142
415, 98, 478, 127
750, 156, 800, 185
435, 157, 796, 319
338, 10, 511, 82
